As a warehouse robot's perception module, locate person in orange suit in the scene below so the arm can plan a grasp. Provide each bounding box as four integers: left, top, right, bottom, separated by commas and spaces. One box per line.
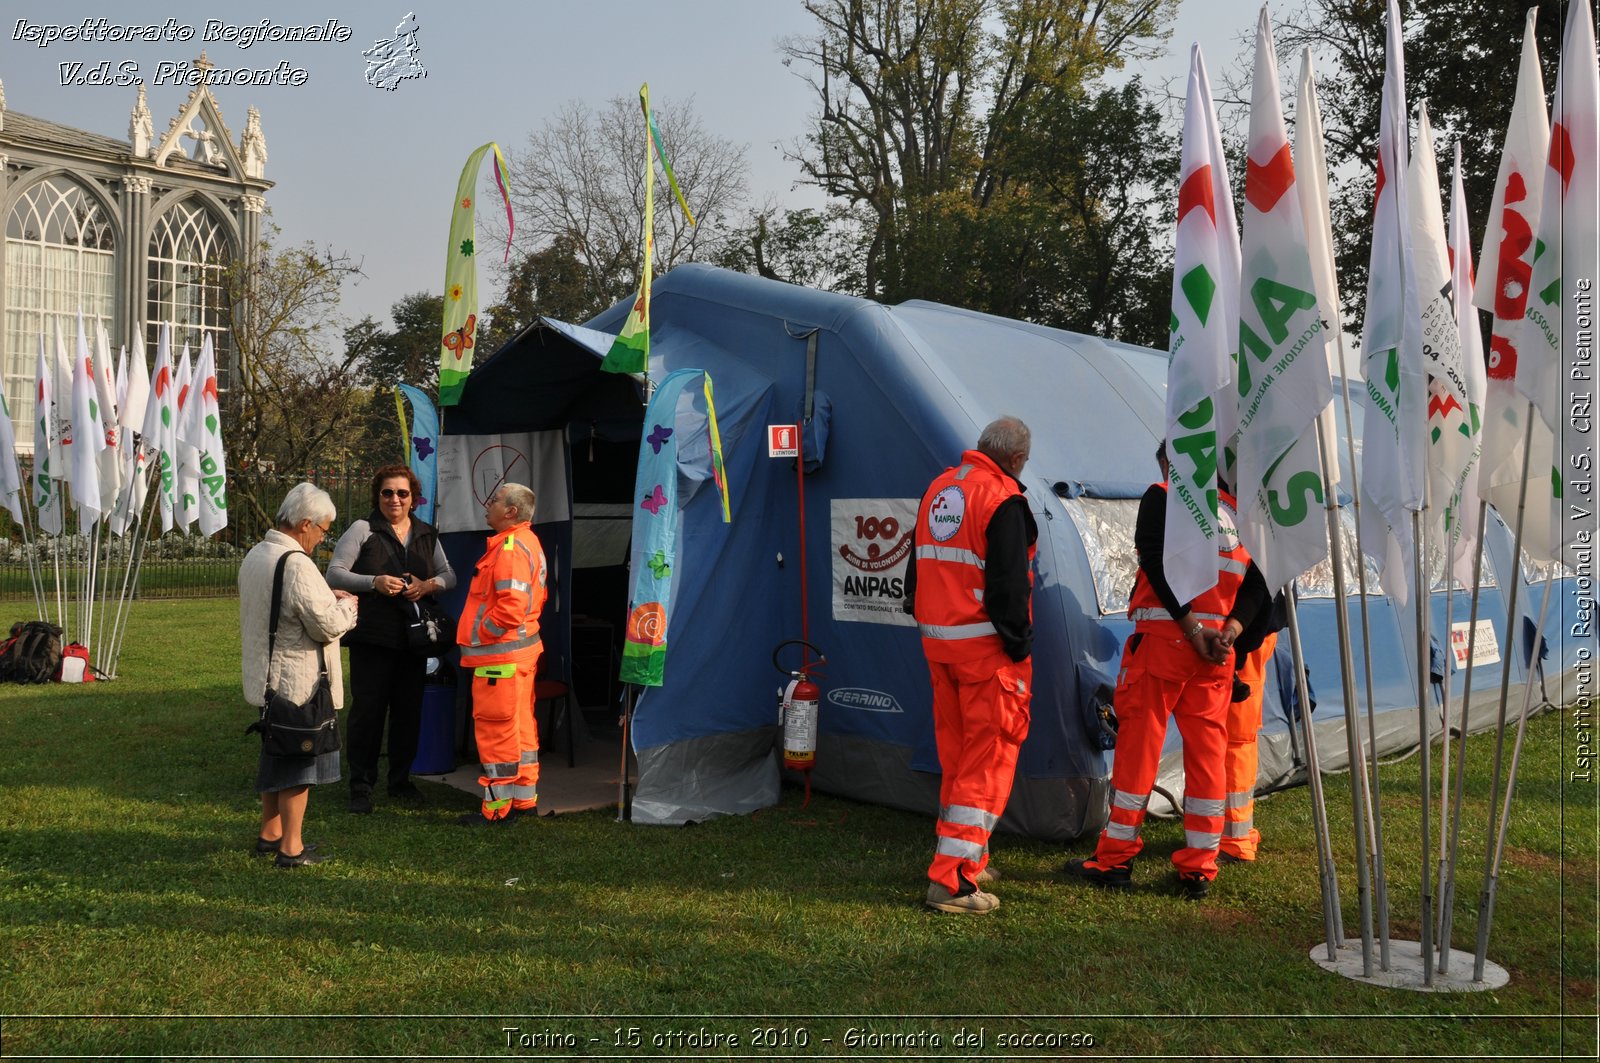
455, 482, 547, 826
1064, 442, 1267, 899
904, 417, 1037, 915
1220, 590, 1286, 862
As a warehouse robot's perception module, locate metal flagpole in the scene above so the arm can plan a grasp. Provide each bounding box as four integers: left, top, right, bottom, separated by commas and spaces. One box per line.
1315, 417, 1374, 972
105, 460, 157, 678
17, 476, 47, 623
1285, 596, 1343, 957
1410, 506, 1435, 987
106, 466, 163, 679
1474, 409, 1537, 978
1331, 334, 1393, 966
1437, 498, 1489, 973
616, 683, 634, 821
1474, 576, 1554, 980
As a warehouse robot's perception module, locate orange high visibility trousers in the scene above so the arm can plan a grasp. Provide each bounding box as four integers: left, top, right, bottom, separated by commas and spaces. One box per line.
1221, 632, 1276, 861
925, 649, 1032, 894
470, 651, 541, 820
1093, 626, 1231, 879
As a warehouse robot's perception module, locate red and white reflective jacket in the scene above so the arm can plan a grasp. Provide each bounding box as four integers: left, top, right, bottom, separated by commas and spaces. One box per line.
1128, 483, 1250, 630
456, 522, 548, 667
913, 450, 1037, 663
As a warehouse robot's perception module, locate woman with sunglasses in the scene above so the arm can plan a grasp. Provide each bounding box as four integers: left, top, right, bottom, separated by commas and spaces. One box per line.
327, 465, 457, 814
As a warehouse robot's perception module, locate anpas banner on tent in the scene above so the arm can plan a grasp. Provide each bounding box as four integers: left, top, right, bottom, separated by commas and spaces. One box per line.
435, 430, 569, 533
831, 497, 916, 627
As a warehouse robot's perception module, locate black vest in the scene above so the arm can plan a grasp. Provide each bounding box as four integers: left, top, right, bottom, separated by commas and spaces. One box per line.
347, 511, 441, 648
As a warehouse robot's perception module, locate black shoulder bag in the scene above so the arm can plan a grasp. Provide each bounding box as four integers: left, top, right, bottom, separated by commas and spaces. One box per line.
245, 552, 340, 758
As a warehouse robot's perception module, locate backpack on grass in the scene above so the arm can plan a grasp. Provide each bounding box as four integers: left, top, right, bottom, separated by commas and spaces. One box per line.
0, 621, 64, 684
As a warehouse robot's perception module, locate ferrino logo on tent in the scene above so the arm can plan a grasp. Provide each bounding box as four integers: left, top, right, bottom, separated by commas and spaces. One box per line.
828, 687, 904, 714
928, 486, 964, 542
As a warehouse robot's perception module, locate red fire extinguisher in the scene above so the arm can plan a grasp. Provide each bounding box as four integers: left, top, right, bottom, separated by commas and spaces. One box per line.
774, 639, 826, 804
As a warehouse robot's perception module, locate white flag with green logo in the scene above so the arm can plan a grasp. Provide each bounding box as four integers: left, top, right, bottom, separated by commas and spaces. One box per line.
1517, 0, 1597, 567
1358, 0, 1427, 605
1408, 106, 1476, 560
1446, 143, 1486, 585
1163, 44, 1241, 606
1234, 7, 1333, 591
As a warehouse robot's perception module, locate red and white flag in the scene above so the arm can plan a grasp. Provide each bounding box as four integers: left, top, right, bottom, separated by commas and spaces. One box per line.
1408, 105, 1476, 558
1474, 8, 1554, 559
180, 336, 228, 536
1294, 48, 1344, 489
0, 390, 25, 525
139, 326, 178, 534
172, 344, 199, 532
1446, 142, 1486, 585
1234, 7, 1333, 591
1518, 0, 1597, 567
1164, 43, 1242, 605
92, 321, 123, 520
1358, 0, 1427, 605
32, 336, 64, 536
68, 311, 104, 527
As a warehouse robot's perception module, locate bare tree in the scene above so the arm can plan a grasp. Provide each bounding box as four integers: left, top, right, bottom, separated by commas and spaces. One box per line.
497, 93, 751, 318
224, 228, 368, 537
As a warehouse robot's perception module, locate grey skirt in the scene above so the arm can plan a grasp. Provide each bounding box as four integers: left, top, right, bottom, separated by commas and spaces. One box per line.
255, 744, 342, 793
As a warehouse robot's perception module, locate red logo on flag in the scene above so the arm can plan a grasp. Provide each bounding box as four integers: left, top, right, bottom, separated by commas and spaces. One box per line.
1177, 165, 1216, 226
1246, 144, 1295, 213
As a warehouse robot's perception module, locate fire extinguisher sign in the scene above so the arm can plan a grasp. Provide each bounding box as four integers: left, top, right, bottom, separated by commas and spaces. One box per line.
830, 498, 918, 626
767, 424, 800, 458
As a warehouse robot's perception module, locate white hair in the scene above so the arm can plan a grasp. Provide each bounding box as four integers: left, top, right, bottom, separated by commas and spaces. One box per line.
275, 482, 336, 530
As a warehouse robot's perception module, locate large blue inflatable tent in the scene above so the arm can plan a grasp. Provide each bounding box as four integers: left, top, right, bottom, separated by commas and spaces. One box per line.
434, 263, 1585, 841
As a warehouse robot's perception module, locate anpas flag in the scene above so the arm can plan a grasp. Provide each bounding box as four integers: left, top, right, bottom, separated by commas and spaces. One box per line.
1518, 0, 1598, 566
68, 311, 104, 527
172, 344, 200, 532
1294, 48, 1344, 488
1446, 142, 1486, 585
1164, 43, 1242, 605
1358, 0, 1427, 605
32, 337, 63, 535
0, 391, 26, 524
1474, 8, 1555, 558
140, 326, 179, 534
182, 335, 228, 536
1408, 105, 1476, 558
1234, 6, 1334, 591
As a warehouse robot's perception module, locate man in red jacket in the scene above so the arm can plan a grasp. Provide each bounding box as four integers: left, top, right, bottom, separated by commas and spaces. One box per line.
905, 417, 1037, 914
455, 482, 547, 825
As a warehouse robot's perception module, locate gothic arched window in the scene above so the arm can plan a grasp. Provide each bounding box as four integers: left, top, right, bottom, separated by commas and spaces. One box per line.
3, 176, 117, 434
147, 198, 231, 388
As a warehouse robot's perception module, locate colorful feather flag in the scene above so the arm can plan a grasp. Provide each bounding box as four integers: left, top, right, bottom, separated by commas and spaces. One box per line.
437, 142, 513, 407
620, 368, 731, 687
603, 84, 698, 377
398, 383, 440, 524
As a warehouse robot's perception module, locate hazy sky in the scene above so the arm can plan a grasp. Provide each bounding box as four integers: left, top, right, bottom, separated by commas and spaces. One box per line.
1, 1, 1247, 331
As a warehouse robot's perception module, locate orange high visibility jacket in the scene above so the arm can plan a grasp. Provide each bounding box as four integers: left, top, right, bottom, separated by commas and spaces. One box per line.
1128, 483, 1250, 629
456, 522, 548, 667
913, 450, 1036, 663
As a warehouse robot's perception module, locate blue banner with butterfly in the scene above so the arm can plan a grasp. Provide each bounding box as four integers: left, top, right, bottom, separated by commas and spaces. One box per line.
398, 383, 440, 524
621, 368, 730, 686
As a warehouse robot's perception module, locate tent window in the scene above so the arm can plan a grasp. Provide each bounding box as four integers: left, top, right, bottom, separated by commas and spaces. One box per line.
1064, 498, 1495, 612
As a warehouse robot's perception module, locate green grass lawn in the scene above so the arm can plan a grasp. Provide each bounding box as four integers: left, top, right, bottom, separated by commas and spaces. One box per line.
0, 598, 1593, 1058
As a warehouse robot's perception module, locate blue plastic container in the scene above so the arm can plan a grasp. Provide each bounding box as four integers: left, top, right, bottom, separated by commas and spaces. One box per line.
411, 681, 457, 774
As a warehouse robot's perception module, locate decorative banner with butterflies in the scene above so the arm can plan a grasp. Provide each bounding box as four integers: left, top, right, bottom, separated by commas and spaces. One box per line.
437, 141, 513, 408
620, 368, 731, 687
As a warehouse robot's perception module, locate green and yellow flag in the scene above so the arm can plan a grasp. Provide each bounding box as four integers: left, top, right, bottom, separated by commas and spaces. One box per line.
438, 142, 512, 407
602, 85, 696, 377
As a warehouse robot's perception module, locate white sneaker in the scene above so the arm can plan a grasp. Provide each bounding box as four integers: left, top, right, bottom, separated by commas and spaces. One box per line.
925, 882, 999, 914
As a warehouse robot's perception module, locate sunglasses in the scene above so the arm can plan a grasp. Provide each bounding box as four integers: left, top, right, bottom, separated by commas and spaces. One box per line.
380, 488, 411, 499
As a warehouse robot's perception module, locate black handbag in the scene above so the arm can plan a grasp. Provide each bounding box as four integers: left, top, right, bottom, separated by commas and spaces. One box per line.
406, 595, 453, 656
246, 552, 341, 758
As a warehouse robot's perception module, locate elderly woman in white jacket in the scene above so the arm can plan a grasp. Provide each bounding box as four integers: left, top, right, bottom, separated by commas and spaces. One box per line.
239, 483, 358, 868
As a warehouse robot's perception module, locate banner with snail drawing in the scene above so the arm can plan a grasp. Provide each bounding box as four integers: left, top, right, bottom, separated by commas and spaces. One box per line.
621, 368, 730, 687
